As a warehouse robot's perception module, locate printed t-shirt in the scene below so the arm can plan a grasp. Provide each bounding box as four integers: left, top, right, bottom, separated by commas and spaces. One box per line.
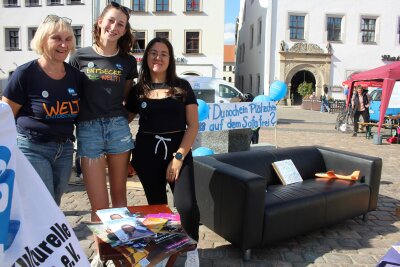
69, 47, 138, 121
3, 60, 81, 142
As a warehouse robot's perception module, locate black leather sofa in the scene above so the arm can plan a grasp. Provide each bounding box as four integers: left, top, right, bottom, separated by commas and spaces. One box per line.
193, 146, 382, 259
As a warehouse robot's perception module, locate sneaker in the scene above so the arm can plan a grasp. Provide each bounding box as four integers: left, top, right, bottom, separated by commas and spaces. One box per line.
68, 175, 84, 186
352, 133, 357, 137
185, 248, 199, 267
90, 254, 103, 267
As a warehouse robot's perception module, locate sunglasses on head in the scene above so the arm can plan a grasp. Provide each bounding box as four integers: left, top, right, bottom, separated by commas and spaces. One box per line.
109, 1, 131, 18
44, 14, 72, 25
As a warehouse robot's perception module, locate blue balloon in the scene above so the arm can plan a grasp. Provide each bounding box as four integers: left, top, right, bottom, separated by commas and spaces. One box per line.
197, 99, 209, 121
192, 147, 215, 157
344, 88, 349, 95
252, 95, 271, 102
269, 80, 288, 101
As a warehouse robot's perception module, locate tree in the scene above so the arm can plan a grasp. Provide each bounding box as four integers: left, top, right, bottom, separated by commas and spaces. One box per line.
297, 82, 313, 98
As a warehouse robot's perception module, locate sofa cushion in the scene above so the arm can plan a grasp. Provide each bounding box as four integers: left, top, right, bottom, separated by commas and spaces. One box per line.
262, 178, 370, 245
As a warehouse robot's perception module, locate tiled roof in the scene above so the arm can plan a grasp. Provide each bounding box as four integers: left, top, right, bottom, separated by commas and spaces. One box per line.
224, 45, 236, 62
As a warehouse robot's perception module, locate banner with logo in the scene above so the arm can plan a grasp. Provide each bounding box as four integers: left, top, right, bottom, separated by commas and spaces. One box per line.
0, 102, 89, 267
198, 101, 277, 132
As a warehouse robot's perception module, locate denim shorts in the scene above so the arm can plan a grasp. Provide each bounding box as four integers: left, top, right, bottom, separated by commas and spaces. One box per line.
17, 134, 74, 206
76, 116, 134, 158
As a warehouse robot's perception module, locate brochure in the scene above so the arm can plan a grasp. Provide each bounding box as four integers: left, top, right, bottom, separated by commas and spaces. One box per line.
106, 217, 155, 243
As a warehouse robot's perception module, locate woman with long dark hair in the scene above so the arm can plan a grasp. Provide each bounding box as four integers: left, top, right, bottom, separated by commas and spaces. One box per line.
126, 37, 200, 266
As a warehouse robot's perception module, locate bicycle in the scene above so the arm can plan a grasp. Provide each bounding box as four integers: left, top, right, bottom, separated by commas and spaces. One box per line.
335, 106, 354, 133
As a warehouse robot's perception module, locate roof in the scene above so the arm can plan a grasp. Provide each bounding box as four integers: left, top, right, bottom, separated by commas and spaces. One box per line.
224, 45, 236, 63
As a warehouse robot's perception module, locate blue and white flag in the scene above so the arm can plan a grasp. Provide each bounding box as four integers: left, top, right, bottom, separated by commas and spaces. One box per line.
0, 102, 89, 267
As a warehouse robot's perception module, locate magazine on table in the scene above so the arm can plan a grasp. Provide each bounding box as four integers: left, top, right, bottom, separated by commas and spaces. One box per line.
96, 207, 132, 223
106, 217, 155, 243
142, 217, 169, 234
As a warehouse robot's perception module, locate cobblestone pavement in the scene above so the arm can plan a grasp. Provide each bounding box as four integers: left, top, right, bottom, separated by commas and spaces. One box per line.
61, 106, 400, 267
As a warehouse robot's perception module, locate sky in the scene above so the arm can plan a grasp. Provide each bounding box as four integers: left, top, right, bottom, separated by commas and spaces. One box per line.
224, 0, 240, 45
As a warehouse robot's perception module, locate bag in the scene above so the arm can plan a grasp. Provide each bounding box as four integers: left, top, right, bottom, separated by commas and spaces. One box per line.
386, 136, 398, 144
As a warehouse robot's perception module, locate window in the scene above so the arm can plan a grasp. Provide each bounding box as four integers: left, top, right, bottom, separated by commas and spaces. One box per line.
327, 17, 342, 41
132, 0, 145, 12
186, 0, 200, 12
73, 27, 82, 48
67, 0, 81, 4
219, 84, 240, 98
398, 18, 400, 44
26, 0, 40, 6
47, 0, 61, 5
361, 18, 376, 43
28, 27, 37, 50
223, 77, 226, 81
241, 43, 245, 62
5, 28, 20, 50
155, 31, 170, 40
223, 66, 226, 71
156, 0, 169, 12
4, 0, 19, 6
132, 31, 146, 53
250, 25, 254, 49
228, 77, 232, 82
229, 66, 232, 71
370, 89, 382, 101
249, 75, 252, 91
289, 15, 305, 40
185, 31, 200, 54
257, 18, 262, 44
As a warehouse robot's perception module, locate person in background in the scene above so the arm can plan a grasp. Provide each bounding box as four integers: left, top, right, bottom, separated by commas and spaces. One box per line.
2, 15, 80, 205
69, 1, 138, 222
320, 86, 330, 113
126, 37, 200, 267
351, 85, 370, 137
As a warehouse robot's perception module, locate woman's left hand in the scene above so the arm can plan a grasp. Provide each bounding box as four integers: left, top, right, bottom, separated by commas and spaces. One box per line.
166, 159, 183, 182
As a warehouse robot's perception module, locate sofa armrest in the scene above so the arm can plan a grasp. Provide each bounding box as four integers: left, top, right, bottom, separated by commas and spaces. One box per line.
316, 146, 382, 211
194, 156, 266, 251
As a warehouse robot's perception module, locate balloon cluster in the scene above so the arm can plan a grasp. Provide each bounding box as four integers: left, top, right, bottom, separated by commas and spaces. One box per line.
252, 80, 287, 103
197, 99, 209, 121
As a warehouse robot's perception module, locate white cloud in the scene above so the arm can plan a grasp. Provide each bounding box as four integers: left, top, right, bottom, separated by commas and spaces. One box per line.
224, 23, 236, 44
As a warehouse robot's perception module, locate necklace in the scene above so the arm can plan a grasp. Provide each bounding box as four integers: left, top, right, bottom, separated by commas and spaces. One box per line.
93, 45, 120, 57
150, 82, 168, 90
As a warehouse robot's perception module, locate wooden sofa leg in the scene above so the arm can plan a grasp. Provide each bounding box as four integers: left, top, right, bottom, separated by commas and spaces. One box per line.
362, 213, 369, 222
243, 249, 251, 261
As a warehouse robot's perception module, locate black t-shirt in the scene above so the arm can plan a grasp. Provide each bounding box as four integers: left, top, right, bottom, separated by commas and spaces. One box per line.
126, 78, 197, 133
69, 47, 138, 121
3, 60, 81, 141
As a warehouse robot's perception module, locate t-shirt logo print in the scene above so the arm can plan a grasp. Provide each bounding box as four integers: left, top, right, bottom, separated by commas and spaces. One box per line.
68, 88, 77, 96
42, 90, 49, 98
115, 64, 123, 71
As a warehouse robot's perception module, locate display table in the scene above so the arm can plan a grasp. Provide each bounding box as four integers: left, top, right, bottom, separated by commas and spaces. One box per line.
95, 204, 195, 267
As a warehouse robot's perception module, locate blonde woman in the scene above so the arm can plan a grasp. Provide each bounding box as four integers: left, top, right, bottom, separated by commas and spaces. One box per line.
2, 15, 81, 205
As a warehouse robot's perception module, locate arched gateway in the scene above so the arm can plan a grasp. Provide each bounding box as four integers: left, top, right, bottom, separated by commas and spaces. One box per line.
279, 43, 332, 105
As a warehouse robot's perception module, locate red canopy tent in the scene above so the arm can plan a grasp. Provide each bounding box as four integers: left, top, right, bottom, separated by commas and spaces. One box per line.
346, 61, 400, 133
342, 80, 383, 88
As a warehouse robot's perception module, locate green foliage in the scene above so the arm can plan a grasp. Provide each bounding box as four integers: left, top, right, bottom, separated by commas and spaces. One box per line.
297, 82, 313, 97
